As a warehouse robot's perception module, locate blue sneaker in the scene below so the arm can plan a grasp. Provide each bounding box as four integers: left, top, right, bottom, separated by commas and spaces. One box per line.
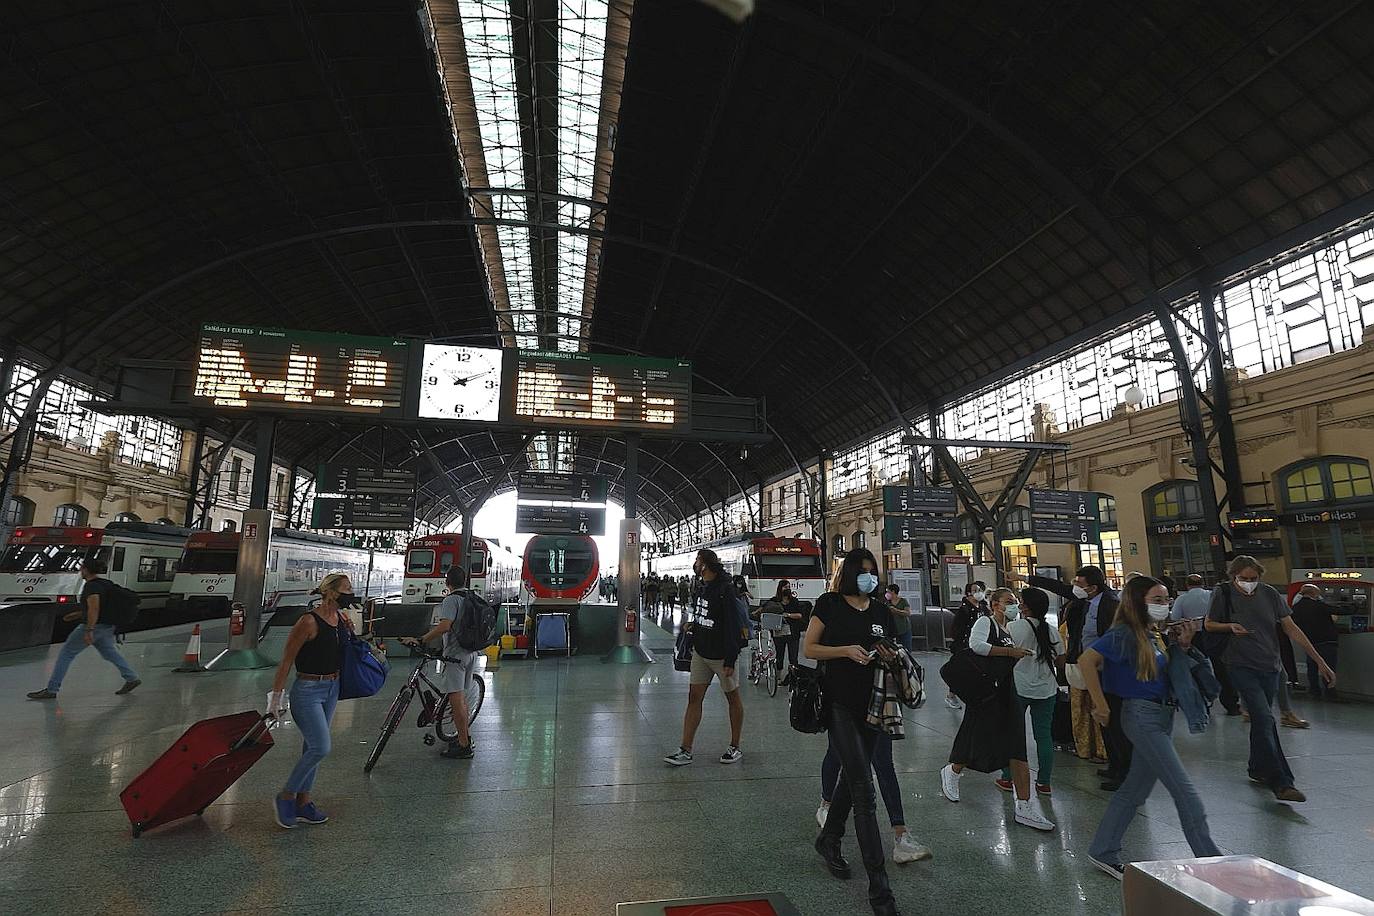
296, 802, 329, 825
274, 797, 297, 829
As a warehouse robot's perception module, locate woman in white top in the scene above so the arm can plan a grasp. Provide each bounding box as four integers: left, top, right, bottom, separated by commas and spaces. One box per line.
940, 588, 1055, 832
996, 587, 1064, 796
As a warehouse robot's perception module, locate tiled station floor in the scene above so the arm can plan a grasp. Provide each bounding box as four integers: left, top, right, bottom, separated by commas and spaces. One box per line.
2, 609, 1373, 915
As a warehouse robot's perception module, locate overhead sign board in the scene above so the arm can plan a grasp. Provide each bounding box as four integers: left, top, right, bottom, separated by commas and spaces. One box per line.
501, 350, 692, 432
193, 324, 410, 417
1228, 509, 1280, 532
1031, 516, 1100, 545
515, 504, 606, 536
310, 464, 416, 531
1028, 488, 1099, 519
882, 485, 958, 515
1231, 537, 1284, 556
884, 514, 960, 543
517, 473, 609, 504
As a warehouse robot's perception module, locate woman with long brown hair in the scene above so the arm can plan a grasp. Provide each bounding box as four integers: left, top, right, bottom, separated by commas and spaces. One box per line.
1079, 575, 1221, 878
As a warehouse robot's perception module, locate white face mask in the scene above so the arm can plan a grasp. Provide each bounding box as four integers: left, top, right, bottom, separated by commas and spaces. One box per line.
971, 590, 986, 602
1236, 579, 1259, 595
1002, 603, 1020, 620
1147, 603, 1171, 622
1072, 585, 1091, 600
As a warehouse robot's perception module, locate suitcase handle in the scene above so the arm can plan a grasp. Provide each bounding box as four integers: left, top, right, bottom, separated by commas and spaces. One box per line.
232, 714, 275, 752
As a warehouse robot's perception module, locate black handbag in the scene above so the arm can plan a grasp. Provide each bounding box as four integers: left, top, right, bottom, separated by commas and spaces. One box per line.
788, 664, 825, 733
673, 626, 693, 672
940, 650, 1003, 705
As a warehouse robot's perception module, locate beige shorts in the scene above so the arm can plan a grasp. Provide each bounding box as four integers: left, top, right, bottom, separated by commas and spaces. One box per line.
689, 651, 740, 692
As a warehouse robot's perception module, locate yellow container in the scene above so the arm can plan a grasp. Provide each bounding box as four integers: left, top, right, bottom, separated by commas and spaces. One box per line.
484, 644, 501, 670
499, 635, 517, 650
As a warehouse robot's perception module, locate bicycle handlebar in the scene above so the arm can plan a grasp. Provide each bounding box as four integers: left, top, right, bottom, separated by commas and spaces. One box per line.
400, 640, 467, 666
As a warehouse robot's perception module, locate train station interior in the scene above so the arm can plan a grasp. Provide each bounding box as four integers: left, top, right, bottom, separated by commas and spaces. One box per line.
3, 2, 1374, 915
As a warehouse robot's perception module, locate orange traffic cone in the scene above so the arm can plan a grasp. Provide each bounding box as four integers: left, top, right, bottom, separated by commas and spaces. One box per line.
174, 624, 206, 673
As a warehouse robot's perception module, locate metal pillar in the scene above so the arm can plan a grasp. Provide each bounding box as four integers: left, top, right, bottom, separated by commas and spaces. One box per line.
818, 451, 830, 565
183, 423, 205, 527
1202, 281, 1246, 515
207, 417, 279, 670
607, 433, 652, 663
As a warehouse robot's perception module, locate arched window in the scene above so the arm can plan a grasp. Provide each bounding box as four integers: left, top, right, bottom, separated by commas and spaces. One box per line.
1002, 506, 1033, 538
114, 512, 141, 522
1277, 457, 1374, 566
1143, 481, 1210, 581
1098, 495, 1118, 530
832, 533, 846, 556
1278, 457, 1374, 508
3, 495, 35, 527
852, 530, 867, 551
1147, 481, 1203, 523
53, 504, 88, 526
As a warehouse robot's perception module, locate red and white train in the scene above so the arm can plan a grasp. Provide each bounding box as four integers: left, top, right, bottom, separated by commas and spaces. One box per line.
402, 533, 521, 605
520, 533, 600, 607
653, 532, 827, 606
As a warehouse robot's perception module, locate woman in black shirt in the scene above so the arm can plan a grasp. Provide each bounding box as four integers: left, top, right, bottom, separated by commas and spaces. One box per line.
803, 548, 901, 916
945, 581, 988, 709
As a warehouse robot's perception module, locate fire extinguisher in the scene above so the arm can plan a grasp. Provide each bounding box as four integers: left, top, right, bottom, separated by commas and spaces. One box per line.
625, 607, 637, 634
229, 602, 245, 637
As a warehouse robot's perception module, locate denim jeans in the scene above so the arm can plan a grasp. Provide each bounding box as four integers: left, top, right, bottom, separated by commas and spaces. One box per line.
1088, 699, 1220, 866
1230, 666, 1295, 789
821, 729, 905, 826
47, 624, 138, 691
283, 678, 339, 795
1307, 642, 1338, 698
1002, 694, 1056, 786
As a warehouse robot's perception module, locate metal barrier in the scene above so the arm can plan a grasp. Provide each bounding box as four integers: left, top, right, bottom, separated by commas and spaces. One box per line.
255, 591, 405, 642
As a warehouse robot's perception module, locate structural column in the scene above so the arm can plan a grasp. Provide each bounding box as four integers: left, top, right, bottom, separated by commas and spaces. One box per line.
208, 417, 278, 670
606, 433, 651, 663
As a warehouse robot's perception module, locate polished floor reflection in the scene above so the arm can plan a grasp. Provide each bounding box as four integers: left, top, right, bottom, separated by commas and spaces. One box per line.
2, 612, 1373, 915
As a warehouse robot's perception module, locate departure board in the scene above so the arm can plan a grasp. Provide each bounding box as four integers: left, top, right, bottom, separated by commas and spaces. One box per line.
501, 350, 691, 432
193, 324, 410, 417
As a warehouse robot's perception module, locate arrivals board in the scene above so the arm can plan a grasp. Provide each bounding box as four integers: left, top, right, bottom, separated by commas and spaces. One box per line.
502, 350, 691, 432
517, 473, 609, 504
515, 504, 607, 536
1028, 488, 1099, 519
193, 324, 410, 417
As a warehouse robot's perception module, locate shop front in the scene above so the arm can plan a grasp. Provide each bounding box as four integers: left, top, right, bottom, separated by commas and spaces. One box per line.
1277, 457, 1374, 568
1145, 481, 1216, 582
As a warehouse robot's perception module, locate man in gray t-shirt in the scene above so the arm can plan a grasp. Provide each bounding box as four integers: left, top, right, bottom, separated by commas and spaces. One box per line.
1206, 556, 1334, 802
404, 567, 478, 760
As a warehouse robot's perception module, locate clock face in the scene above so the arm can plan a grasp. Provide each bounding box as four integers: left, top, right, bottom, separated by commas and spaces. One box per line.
417, 345, 504, 421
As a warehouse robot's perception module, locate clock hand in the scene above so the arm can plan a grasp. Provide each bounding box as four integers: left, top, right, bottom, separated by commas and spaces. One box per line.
453, 372, 486, 386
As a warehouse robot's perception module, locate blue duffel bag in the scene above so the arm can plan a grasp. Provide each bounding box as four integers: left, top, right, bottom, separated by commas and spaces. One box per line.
338, 630, 389, 700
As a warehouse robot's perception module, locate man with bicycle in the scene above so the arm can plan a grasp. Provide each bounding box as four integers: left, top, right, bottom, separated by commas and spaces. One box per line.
403, 566, 477, 760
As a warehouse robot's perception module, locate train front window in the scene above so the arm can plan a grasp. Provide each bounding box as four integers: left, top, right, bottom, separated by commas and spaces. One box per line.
755, 554, 823, 578
406, 549, 436, 575
530, 542, 594, 587
470, 550, 486, 574
0, 544, 96, 573
179, 549, 238, 574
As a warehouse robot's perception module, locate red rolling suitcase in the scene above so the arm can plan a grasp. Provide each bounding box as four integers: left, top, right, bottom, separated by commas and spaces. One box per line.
120, 710, 275, 838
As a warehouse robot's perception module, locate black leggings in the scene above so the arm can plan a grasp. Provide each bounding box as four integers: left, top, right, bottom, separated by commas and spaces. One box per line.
821, 704, 894, 909
776, 635, 799, 672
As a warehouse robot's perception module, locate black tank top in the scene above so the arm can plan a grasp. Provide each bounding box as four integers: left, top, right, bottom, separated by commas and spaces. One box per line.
294, 611, 340, 675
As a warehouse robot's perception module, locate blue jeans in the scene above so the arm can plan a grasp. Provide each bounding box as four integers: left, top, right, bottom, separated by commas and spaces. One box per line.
47, 624, 138, 691
821, 728, 905, 827
283, 678, 339, 795
1231, 666, 1295, 789
1089, 699, 1219, 865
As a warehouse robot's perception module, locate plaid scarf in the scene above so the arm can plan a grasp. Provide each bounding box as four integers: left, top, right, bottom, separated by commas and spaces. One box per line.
865, 647, 926, 737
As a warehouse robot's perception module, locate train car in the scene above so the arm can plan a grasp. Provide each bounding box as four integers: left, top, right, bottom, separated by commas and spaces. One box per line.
521, 534, 600, 607
402, 533, 521, 604
654, 532, 827, 605
165, 529, 405, 625
0, 521, 194, 611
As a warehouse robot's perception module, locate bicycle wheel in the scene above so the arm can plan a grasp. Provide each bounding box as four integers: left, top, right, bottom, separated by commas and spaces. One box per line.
364, 685, 414, 774
763, 632, 778, 697
435, 675, 486, 743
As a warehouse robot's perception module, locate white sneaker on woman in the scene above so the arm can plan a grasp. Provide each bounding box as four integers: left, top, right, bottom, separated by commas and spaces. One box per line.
940, 764, 961, 803
944, 694, 963, 709
1014, 798, 1055, 832
893, 833, 933, 863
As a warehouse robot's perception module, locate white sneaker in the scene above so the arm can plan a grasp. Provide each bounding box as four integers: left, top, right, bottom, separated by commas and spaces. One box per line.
939, 764, 961, 803
1014, 798, 1055, 832
893, 833, 933, 863
816, 804, 829, 830
944, 695, 963, 709
663, 748, 693, 766
719, 746, 743, 764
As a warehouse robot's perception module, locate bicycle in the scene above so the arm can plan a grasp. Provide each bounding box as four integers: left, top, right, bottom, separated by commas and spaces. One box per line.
363, 643, 485, 773
747, 612, 783, 697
